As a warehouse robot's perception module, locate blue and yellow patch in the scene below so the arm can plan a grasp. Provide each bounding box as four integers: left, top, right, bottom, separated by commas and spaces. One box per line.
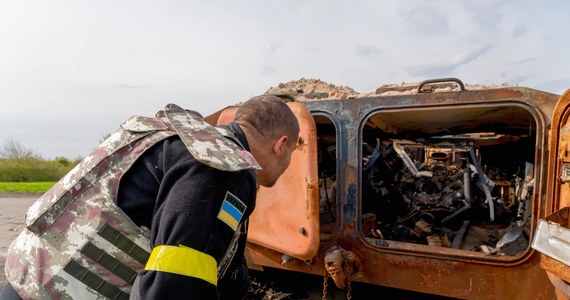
217, 191, 247, 231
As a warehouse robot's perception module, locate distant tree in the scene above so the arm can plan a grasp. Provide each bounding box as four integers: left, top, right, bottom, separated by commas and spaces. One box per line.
54, 156, 71, 167
1, 139, 36, 158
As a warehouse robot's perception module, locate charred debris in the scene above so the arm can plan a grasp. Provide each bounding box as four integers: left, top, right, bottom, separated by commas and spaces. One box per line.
267, 78, 535, 258
358, 134, 533, 256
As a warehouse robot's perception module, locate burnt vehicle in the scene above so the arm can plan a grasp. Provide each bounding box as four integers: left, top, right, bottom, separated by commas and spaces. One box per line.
207, 78, 570, 299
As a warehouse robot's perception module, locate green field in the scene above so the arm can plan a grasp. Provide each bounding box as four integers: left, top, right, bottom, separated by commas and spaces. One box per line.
0, 182, 54, 193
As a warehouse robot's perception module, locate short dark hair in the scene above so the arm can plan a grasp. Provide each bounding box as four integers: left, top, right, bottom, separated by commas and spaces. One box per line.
234, 95, 299, 143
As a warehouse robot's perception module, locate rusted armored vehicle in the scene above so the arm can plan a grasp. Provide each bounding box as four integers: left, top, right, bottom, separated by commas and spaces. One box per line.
207, 78, 570, 299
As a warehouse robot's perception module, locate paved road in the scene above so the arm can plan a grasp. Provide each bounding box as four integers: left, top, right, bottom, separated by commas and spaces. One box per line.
0, 193, 38, 291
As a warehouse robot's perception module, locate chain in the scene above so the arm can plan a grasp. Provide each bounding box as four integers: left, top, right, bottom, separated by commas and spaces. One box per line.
345, 258, 353, 300
322, 257, 354, 300
322, 273, 329, 300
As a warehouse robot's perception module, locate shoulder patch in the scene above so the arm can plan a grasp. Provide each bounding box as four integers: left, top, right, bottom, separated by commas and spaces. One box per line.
217, 192, 247, 231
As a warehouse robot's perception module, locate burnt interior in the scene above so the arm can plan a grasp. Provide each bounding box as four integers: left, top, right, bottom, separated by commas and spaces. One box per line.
316, 104, 537, 257
315, 115, 338, 241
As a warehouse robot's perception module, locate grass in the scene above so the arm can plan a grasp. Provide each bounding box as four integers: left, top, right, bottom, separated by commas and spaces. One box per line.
0, 182, 55, 193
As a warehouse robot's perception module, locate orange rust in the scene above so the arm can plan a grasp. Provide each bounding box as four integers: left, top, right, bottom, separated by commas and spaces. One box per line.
217, 103, 321, 260
210, 84, 570, 299
542, 255, 570, 284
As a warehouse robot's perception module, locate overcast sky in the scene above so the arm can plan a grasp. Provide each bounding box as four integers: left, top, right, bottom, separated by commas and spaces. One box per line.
1, 0, 569, 159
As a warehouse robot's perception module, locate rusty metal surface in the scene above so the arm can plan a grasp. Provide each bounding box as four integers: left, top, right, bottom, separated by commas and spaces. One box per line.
216, 103, 321, 260
246, 236, 554, 299
546, 271, 570, 300
547, 88, 570, 212
542, 255, 570, 285
533, 208, 570, 269
541, 89, 570, 300
248, 102, 321, 260
240, 84, 565, 299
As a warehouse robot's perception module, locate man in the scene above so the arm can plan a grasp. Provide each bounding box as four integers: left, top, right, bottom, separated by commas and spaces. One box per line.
1, 95, 300, 300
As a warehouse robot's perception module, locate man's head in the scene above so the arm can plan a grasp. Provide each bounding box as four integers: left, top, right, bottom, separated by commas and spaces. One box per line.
234, 95, 300, 187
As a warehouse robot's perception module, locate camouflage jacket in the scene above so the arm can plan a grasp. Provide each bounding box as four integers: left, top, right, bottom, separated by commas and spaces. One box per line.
5, 103, 260, 300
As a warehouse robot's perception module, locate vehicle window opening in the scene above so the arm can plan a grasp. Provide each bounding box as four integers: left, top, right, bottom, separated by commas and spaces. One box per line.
315, 115, 338, 241
361, 105, 536, 258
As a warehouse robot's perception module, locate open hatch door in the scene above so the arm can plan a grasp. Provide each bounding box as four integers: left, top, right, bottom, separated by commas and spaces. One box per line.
532, 89, 570, 297
216, 102, 320, 260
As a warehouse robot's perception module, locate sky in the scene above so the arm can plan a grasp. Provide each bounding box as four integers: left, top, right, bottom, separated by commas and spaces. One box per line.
1, 0, 569, 160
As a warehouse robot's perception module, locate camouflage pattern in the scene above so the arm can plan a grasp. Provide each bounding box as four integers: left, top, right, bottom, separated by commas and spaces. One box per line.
5, 104, 260, 299
165, 103, 261, 171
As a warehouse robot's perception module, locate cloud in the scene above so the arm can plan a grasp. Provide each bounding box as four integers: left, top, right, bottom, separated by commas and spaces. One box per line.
406, 43, 493, 77
305, 45, 319, 52
470, 9, 503, 31
507, 74, 534, 85
536, 79, 570, 95
508, 57, 536, 65
260, 65, 277, 76
459, 2, 505, 31
406, 64, 456, 78
262, 42, 283, 58
402, 4, 450, 36
2, 1, 569, 160
355, 45, 383, 58
512, 25, 528, 38
114, 84, 145, 89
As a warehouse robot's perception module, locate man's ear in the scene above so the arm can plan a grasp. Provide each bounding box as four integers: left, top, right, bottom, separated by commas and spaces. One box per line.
273, 135, 289, 155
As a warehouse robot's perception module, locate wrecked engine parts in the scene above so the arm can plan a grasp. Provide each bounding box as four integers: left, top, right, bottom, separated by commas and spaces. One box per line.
360, 137, 533, 256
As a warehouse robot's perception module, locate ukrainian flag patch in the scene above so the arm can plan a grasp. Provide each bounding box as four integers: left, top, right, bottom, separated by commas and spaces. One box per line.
217, 191, 247, 231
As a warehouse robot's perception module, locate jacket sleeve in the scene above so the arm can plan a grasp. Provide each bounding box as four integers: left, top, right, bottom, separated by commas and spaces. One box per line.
217, 229, 251, 300
128, 137, 256, 300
